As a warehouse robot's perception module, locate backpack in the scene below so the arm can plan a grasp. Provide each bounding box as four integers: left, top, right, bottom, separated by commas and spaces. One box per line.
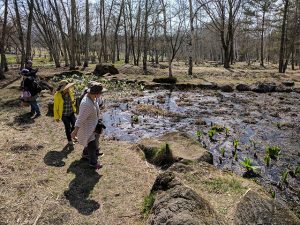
32, 78, 42, 94
25, 76, 42, 95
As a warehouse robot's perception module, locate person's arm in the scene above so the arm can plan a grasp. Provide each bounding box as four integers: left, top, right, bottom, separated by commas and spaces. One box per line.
53, 93, 60, 121
71, 126, 79, 139
71, 101, 91, 139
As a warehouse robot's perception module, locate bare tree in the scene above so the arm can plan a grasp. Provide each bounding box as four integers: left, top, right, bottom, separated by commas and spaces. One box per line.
199, 0, 243, 68
0, 0, 8, 79
84, 0, 90, 67
70, 0, 76, 69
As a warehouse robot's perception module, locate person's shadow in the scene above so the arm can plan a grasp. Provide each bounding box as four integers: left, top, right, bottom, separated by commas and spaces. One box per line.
44, 144, 74, 167
64, 159, 101, 215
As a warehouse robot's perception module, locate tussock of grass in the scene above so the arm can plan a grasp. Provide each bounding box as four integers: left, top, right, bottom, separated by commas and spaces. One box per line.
141, 193, 155, 217
139, 143, 174, 167
135, 104, 182, 118
203, 177, 246, 194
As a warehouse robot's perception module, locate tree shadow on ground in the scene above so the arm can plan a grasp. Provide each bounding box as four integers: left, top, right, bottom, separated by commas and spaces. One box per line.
44, 144, 74, 167
64, 159, 101, 215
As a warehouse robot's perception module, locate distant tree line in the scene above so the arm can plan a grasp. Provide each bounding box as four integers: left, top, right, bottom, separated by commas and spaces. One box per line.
0, 0, 299, 79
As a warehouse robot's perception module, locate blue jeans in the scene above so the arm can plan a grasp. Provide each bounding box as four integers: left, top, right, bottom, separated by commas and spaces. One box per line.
62, 113, 76, 141
29, 99, 40, 115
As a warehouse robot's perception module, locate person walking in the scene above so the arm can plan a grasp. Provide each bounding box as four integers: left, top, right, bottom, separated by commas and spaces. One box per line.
71, 82, 103, 169
79, 81, 105, 159
21, 68, 41, 118
53, 80, 77, 146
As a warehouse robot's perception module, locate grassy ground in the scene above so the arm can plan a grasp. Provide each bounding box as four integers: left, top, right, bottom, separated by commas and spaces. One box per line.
0, 80, 158, 225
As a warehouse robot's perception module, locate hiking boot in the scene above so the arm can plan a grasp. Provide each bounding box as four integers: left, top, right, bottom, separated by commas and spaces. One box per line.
89, 163, 103, 170
68, 141, 74, 146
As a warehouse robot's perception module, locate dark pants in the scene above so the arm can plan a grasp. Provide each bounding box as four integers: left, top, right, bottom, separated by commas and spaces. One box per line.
29, 99, 40, 115
62, 113, 76, 141
87, 140, 98, 165
83, 133, 100, 156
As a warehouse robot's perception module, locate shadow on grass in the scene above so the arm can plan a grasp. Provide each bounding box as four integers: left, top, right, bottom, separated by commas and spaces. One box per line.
9, 112, 35, 126
2, 98, 21, 108
44, 144, 74, 167
64, 159, 101, 215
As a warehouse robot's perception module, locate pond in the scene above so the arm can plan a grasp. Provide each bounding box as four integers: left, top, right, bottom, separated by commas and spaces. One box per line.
102, 89, 300, 216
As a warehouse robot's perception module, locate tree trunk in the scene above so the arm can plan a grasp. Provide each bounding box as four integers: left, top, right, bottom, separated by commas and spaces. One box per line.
260, 10, 265, 67
69, 0, 76, 70
25, 0, 34, 62
279, 0, 289, 73
142, 0, 150, 74
188, 0, 194, 75
0, 0, 8, 76
14, 0, 26, 68
112, 0, 124, 63
84, 0, 90, 67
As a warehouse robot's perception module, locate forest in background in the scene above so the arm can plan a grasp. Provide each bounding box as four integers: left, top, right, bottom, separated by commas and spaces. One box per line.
0, 0, 300, 79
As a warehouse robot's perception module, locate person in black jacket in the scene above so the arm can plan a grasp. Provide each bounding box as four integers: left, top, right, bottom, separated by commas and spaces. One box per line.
21, 69, 41, 118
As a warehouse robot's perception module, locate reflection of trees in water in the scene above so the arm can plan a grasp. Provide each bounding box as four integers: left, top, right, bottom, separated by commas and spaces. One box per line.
64, 160, 101, 215
165, 89, 173, 111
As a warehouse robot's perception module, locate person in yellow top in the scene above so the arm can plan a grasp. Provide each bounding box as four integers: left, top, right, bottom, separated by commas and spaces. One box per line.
53, 80, 77, 145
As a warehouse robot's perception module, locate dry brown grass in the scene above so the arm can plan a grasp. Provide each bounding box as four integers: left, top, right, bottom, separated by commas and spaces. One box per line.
0, 79, 158, 225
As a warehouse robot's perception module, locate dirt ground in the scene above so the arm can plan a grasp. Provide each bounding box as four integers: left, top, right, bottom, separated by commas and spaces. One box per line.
0, 63, 299, 224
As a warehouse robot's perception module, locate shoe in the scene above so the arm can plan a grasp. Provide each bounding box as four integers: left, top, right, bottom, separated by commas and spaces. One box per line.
89, 163, 103, 170
68, 141, 74, 145
33, 113, 41, 119
97, 152, 104, 157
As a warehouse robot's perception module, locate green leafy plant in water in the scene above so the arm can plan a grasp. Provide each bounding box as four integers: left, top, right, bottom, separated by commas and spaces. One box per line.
240, 157, 259, 173
233, 139, 239, 150
266, 145, 281, 159
225, 127, 230, 137
220, 147, 225, 157
270, 189, 276, 199
208, 128, 216, 141
196, 130, 202, 139
141, 192, 155, 216
294, 165, 300, 176
281, 169, 289, 184
264, 155, 271, 167
234, 152, 238, 161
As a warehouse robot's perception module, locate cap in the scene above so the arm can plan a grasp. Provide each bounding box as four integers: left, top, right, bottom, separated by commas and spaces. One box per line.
88, 82, 103, 94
